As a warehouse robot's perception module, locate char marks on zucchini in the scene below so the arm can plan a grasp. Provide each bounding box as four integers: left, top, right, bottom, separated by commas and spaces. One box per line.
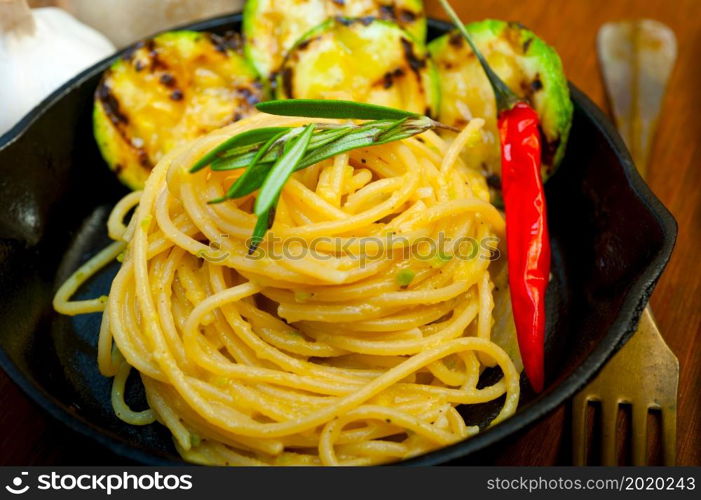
243, 0, 427, 78
428, 19, 573, 180
93, 30, 265, 190
275, 17, 439, 116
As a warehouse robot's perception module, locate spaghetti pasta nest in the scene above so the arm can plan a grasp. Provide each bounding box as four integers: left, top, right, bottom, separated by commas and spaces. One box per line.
54, 112, 520, 466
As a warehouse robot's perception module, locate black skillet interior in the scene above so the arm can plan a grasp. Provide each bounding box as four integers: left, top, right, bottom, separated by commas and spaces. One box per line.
0, 15, 677, 465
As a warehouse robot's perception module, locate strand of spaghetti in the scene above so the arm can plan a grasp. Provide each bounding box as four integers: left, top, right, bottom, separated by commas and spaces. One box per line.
111, 360, 156, 425
53, 240, 125, 315
97, 303, 117, 377
107, 190, 142, 240
440, 118, 486, 173
319, 152, 349, 207
286, 178, 348, 220
336, 440, 409, 458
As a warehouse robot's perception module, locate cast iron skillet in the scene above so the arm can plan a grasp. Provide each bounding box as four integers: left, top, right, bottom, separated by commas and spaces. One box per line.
0, 14, 677, 465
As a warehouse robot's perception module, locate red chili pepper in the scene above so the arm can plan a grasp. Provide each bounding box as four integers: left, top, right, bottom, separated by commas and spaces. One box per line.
439, 0, 551, 392
499, 103, 549, 393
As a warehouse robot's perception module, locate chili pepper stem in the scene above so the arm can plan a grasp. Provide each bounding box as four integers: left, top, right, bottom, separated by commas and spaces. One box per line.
437, 0, 520, 113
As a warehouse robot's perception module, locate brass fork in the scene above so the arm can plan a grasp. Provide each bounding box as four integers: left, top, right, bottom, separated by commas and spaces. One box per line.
573, 309, 678, 464
572, 20, 679, 465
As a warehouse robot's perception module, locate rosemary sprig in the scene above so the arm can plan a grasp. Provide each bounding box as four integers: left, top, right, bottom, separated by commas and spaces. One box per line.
190, 100, 456, 253
256, 99, 419, 120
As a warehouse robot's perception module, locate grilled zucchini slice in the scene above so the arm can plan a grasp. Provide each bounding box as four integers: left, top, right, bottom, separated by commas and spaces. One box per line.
428, 20, 572, 179
243, 0, 426, 78
329, 0, 425, 43
275, 18, 439, 116
94, 31, 264, 190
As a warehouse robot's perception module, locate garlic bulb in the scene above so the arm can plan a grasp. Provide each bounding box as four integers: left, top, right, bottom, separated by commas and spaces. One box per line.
56, 0, 244, 48
0, 0, 115, 136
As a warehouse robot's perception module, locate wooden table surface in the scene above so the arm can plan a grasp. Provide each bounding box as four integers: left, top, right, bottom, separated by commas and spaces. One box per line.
1, 0, 699, 466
